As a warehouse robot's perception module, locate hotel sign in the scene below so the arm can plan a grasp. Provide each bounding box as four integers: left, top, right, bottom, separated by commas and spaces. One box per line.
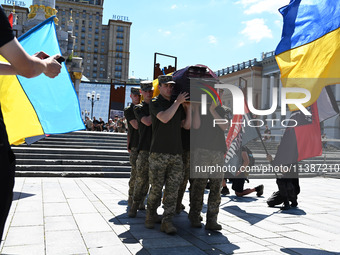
3, 0, 27, 7
112, 14, 129, 22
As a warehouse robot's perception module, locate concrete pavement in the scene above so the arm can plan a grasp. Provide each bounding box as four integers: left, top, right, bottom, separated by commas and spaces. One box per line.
1, 177, 340, 255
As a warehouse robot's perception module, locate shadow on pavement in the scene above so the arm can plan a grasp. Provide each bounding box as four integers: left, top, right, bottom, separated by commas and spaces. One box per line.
275, 207, 306, 215
222, 205, 273, 225
281, 247, 340, 255
12, 191, 35, 201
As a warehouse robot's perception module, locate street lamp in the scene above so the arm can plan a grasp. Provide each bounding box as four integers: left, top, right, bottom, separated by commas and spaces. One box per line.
87, 91, 100, 119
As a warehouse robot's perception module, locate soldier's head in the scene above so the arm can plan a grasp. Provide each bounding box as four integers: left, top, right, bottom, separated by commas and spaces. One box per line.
130, 87, 141, 104
158, 75, 175, 100
140, 81, 154, 103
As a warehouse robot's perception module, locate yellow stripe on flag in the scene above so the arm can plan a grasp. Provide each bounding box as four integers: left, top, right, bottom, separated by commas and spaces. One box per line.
0, 57, 44, 145
276, 27, 340, 111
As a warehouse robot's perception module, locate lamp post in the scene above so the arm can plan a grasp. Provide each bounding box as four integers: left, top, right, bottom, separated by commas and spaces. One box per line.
87, 91, 100, 119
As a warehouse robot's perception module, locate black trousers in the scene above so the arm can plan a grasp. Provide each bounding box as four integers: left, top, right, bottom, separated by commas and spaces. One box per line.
0, 118, 15, 245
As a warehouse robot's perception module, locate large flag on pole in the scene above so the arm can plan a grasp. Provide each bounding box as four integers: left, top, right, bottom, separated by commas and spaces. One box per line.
273, 86, 339, 166
0, 16, 85, 145
275, 0, 340, 111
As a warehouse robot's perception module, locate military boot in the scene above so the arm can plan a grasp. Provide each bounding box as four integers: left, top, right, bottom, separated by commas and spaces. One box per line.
145, 210, 160, 229
160, 221, 177, 234
128, 201, 139, 218
128, 196, 133, 207
205, 221, 222, 231
190, 217, 202, 228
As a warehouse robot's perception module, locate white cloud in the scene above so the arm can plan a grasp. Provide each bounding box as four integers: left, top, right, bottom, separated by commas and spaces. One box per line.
237, 0, 290, 15
171, 4, 177, 9
240, 18, 273, 42
208, 35, 217, 44
158, 29, 171, 36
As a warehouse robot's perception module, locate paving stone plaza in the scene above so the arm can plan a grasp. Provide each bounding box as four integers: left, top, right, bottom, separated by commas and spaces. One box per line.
1, 177, 339, 255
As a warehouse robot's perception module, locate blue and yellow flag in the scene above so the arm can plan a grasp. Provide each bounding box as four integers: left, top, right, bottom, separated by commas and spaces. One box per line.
0, 16, 85, 145
275, 0, 340, 111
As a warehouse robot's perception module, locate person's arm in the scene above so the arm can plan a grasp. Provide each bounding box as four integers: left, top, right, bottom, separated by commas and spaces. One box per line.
192, 103, 201, 129
236, 151, 249, 176
141, 115, 152, 126
156, 92, 189, 123
181, 102, 191, 130
129, 119, 138, 130
0, 38, 61, 78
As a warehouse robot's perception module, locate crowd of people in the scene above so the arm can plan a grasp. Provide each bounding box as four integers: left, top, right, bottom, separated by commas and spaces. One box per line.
84, 115, 127, 133
123, 74, 295, 235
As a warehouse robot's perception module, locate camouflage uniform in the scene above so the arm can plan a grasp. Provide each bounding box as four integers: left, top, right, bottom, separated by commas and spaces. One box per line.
176, 150, 190, 212
124, 95, 140, 205
128, 147, 138, 201
132, 150, 150, 203
147, 79, 186, 229
148, 152, 183, 222
189, 148, 224, 223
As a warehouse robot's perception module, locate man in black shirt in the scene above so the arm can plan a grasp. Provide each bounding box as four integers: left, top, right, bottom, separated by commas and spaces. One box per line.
124, 87, 141, 207
128, 81, 154, 218
0, 5, 61, 245
189, 101, 228, 231
145, 75, 190, 234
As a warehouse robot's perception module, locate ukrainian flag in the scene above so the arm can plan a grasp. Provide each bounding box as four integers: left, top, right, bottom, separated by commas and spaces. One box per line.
275, 0, 340, 111
0, 16, 85, 145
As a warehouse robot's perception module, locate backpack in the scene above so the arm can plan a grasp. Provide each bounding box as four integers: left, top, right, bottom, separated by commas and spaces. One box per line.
243, 146, 255, 167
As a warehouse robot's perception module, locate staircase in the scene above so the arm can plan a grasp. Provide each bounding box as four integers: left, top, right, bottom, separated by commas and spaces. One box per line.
12, 131, 131, 178
12, 132, 340, 178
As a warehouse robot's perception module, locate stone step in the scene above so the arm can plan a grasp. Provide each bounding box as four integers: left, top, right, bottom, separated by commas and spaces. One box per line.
11, 147, 129, 156
16, 159, 130, 166
15, 164, 131, 172
23, 143, 127, 150
15, 171, 130, 178
14, 153, 129, 161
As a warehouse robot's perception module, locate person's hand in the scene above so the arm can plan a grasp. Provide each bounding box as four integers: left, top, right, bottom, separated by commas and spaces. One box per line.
266, 154, 273, 163
209, 100, 219, 112
182, 101, 191, 111
43, 54, 61, 78
33, 51, 49, 59
175, 92, 189, 104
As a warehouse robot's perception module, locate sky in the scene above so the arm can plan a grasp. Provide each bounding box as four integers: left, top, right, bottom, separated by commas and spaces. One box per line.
102, 0, 291, 80
16, 0, 290, 80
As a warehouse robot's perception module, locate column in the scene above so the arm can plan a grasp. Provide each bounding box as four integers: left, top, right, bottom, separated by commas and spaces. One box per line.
261, 76, 268, 109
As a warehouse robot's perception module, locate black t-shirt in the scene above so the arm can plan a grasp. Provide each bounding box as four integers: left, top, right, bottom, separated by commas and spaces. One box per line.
182, 128, 190, 152
134, 101, 152, 152
124, 103, 139, 149
194, 106, 227, 152
150, 94, 185, 154
0, 6, 14, 48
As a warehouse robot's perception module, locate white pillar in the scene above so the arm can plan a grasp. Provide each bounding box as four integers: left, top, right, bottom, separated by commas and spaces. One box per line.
278, 76, 283, 107
261, 76, 268, 109
269, 74, 275, 107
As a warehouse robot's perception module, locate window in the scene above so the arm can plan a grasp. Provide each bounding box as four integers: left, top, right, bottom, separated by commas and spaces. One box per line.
95, 35, 99, 40
81, 39, 85, 45
94, 48, 98, 53
101, 48, 105, 53
75, 32, 78, 37
94, 42, 98, 47
75, 19, 79, 24
115, 52, 122, 58
87, 46, 92, 51
75, 25, 79, 30
115, 59, 122, 64
101, 42, 104, 46
95, 28, 99, 34
89, 21, 92, 26
88, 40, 92, 44
115, 65, 122, 71
117, 26, 124, 32
115, 72, 121, 78
93, 73, 97, 78
89, 27, 92, 32
81, 46, 85, 51
116, 46, 123, 52
117, 33, 123, 39
88, 34, 92, 38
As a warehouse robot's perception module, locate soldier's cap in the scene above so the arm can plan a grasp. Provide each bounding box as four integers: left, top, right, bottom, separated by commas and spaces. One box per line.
140, 81, 154, 91
158, 75, 175, 85
130, 87, 141, 95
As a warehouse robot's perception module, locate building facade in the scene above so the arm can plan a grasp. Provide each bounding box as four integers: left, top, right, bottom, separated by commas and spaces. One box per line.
55, 0, 131, 83
216, 51, 340, 143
